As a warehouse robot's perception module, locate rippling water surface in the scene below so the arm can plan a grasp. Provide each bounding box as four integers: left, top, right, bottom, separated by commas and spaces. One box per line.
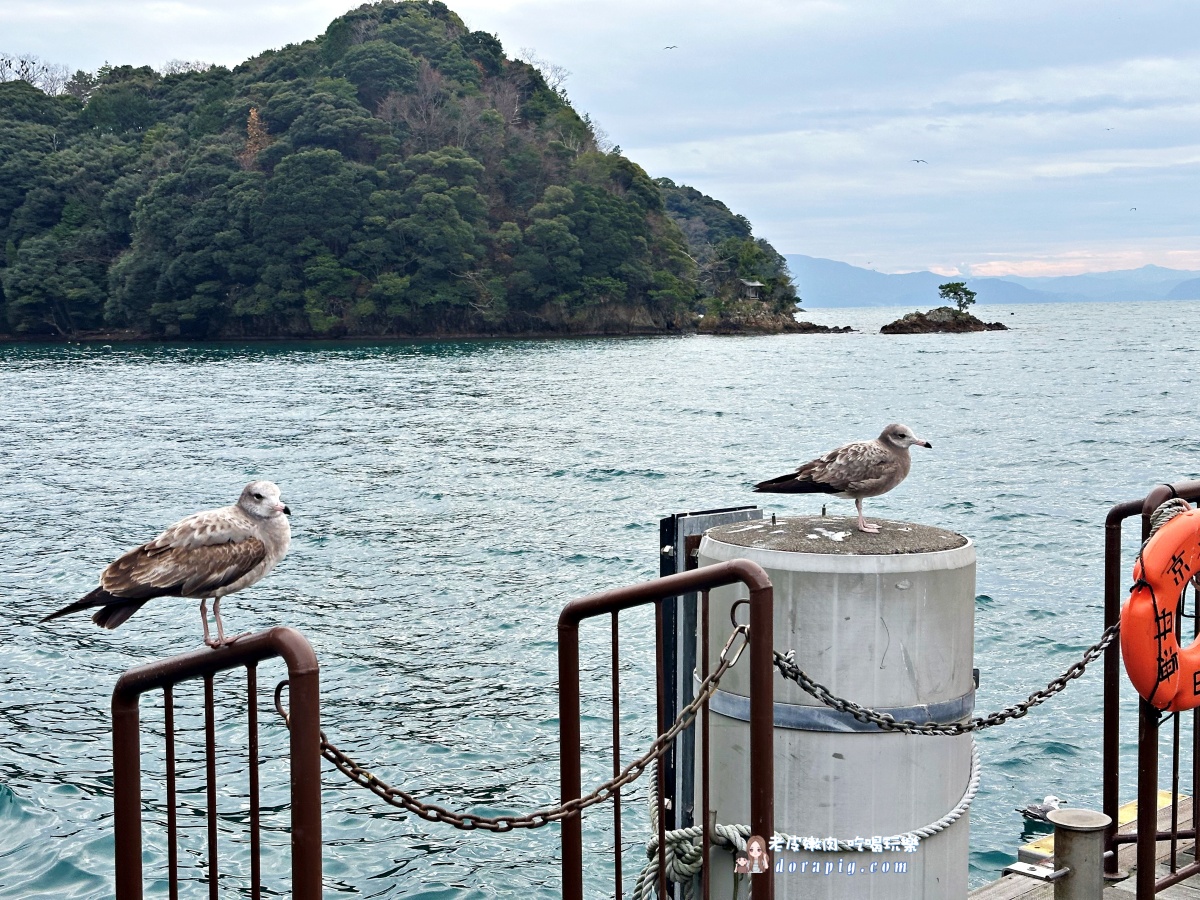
2, 300, 1198, 897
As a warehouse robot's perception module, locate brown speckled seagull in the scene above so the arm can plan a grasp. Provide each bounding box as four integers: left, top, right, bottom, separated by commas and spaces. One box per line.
42, 481, 291, 646
754, 424, 932, 533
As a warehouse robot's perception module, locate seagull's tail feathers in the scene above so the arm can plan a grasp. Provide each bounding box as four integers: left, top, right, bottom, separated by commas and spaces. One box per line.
40, 587, 115, 623
92, 600, 148, 630
753, 473, 838, 494
41, 587, 146, 630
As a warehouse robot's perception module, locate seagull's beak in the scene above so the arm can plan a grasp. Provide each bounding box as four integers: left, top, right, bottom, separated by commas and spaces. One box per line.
918, 439, 932, 449
279, 504, 291, 515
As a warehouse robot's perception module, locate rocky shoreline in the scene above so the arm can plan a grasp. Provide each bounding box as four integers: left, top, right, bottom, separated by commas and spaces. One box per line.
0, 307, 862, 342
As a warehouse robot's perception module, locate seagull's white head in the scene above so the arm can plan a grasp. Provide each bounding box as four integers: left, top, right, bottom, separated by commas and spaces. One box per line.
1042, 795, 1062, 809
880, 423, 932, 450
239, 481, 290, 518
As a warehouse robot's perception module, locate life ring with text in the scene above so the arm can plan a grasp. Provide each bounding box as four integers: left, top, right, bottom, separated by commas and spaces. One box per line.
1121, 508, 1200, 712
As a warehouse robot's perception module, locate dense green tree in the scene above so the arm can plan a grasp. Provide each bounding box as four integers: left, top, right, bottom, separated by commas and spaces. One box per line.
339, 41, 419, 109
0, 0, 792, 338
938, 281, 976, 312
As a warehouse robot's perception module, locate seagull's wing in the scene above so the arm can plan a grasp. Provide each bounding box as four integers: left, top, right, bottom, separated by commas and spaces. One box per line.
144, 506, 254, 552
100, 538, 267, 599
100, 507, 266, 599
798, 440, 895, 492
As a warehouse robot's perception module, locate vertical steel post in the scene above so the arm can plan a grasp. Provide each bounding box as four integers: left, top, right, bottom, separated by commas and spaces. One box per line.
204, 674, 218, 900
611, 612, 623, 898
1102, 501, 1138, 875
1137, 698, 1160, 899
112, 686, 143, 900
559, 615, 584, 900
247, 664, 262, 900
282, 636, 323, 900
164, 686, 179, 900
748, 576, 774, 900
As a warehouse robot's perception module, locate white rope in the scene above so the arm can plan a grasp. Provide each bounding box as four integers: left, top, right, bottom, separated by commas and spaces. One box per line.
1149, 497, 1191, 540
634, 739, 980, 898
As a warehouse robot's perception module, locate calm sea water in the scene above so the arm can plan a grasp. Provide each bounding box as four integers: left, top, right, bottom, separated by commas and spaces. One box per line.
2, 300, 1198, 898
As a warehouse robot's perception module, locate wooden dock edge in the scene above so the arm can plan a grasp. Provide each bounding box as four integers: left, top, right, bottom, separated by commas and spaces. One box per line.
970, 795, 1194, 899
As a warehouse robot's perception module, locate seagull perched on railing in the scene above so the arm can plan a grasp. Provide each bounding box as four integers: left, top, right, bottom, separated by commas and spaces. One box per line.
42, 481, 290, 647
754, 424, 932, 533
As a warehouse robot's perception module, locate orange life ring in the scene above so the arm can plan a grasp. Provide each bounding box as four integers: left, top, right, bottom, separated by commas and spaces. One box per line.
1121, 508, 1200, 711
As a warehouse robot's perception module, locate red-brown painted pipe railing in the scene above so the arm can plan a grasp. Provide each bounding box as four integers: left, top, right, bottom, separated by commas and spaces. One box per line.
559, 558, 775, 900
112, 626, 322, 900
1103, 480, 1200, 897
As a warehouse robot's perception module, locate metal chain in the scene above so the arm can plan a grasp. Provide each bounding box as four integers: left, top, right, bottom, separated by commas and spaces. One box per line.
773, 622, 1120, 735
274, 624, 750, 832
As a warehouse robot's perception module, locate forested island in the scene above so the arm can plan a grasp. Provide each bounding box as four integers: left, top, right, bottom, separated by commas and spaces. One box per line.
0, 1, 800, 339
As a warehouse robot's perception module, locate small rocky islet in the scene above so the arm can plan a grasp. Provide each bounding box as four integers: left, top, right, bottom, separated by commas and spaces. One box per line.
880, 306, 1009, 334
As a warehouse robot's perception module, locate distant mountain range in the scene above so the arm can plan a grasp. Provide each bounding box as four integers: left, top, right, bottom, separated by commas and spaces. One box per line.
784, 255, 1200, 308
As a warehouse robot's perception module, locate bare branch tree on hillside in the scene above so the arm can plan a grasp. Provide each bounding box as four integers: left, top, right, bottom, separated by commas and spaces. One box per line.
452, 94, 488, 149
484, 77, 522, 125
377, 61, 453, 152
160, 59, 215, 75
517, 47, 569, 97
0, 53, 71, 94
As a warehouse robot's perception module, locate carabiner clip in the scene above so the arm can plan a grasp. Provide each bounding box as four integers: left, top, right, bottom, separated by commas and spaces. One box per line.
720, 624, 750, 667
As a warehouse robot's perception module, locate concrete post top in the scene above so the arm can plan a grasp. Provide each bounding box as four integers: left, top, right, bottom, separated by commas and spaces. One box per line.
706, 516, 969, 556
1046, 808, 1112, 832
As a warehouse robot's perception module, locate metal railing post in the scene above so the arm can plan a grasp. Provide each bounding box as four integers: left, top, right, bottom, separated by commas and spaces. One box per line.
111, 627, 321, 899
748, 575, 774, 900
559, 559, 773, 900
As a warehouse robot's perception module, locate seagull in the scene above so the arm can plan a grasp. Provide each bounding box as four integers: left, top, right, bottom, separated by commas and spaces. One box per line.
1130, 207, 1137, 211
42, 481, 291, 647
664, 44, 678, 49
754, 424, 932, 533
911, 159, 928, 163
1017, 795, 1063, 823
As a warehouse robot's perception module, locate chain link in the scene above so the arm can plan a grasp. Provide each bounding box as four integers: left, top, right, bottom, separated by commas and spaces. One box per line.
773, 622, 1120, 735
275, 617, 1119, 828
274, 624, 749, 832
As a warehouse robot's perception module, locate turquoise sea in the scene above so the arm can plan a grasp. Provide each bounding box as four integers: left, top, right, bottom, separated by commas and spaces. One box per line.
1, 300, 1197, 897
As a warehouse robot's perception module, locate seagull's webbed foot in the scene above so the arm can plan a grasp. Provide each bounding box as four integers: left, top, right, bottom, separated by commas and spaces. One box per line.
855, 499, 881, 533
209, 599, 248, 647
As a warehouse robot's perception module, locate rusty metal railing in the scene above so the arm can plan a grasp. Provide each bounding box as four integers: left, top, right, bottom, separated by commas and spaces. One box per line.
112, 626, 322, 900
559, 558, 775, 900
1103, 480, 1200, 897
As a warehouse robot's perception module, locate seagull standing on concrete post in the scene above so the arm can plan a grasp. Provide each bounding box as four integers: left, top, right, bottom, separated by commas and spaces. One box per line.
753, 424, 932, 533
42, 481, 291, 647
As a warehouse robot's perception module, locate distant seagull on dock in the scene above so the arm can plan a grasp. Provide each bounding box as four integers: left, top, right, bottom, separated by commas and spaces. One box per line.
754, 424, 932, 533
42, 481, 290, 647
1017, 795, 1063, 823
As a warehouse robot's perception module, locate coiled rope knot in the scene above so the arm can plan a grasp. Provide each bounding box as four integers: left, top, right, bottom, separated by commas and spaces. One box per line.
1149, 497, 1192, 540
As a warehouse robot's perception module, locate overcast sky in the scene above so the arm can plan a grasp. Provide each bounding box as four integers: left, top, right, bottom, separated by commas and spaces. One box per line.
4, 0, 1199, 276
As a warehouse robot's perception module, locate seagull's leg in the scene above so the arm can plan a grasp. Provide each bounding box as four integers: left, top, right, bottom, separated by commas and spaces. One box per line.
212, 598, 250, 646
856, 498, 880, 533
200, 598, 218, 648
213, 599, 226, 646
